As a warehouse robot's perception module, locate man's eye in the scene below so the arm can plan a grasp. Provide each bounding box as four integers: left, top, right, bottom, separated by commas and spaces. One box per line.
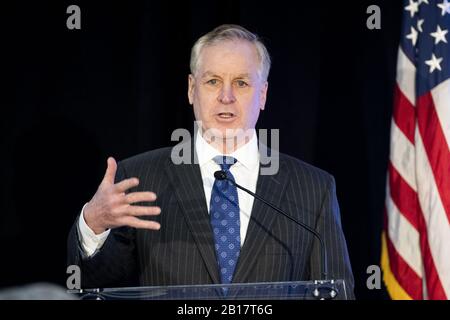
207, 79, 218, 85
236, 80, 248, 87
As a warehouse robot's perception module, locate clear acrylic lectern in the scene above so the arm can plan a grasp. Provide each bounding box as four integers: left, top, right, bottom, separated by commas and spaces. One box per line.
74, 280, 349, 300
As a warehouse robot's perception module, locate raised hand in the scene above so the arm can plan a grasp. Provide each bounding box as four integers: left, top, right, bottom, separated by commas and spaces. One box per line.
83, 157, 161, 234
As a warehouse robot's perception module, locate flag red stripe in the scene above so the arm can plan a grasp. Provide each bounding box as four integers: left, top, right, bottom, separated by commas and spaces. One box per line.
416, 93, 450, 224
388, 162, 419, 230
389, 162, 447, 299
385, 227, 423, 300
419, 220, 448, 299
393, 85, 416, 144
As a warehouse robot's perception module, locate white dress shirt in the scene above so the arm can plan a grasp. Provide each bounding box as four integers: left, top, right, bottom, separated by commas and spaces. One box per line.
78, 130, 260, 256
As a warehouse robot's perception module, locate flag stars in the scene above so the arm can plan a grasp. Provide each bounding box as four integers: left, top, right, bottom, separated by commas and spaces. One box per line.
417, 19, 424, 32
425, 54, 443, 73
437, 0, 450, 15
406, 26, 418, 45
430, 25, 448, 44
405, 0, 419, 17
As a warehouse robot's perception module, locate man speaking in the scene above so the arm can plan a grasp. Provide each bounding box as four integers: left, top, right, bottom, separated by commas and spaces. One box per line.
67, 24, 355, 297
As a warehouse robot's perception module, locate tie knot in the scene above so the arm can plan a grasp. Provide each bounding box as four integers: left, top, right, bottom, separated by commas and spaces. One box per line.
213, 156, 237, 172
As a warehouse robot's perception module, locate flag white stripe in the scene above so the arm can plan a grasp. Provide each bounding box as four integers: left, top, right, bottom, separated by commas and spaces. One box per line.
386, 184, 423, 277
389, 120, 417, 192
415, 132, 450, 297
396, 48, 416, 106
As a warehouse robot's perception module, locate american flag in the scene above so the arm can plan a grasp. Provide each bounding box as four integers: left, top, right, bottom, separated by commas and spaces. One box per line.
381, 0, 450, 299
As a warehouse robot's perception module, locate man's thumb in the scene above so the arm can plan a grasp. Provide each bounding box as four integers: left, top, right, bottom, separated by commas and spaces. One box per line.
102, 157, 117, 184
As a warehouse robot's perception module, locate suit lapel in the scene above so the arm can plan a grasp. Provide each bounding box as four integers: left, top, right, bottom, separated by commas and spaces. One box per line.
164, 155, 221, 284
164, 140, 289, 285
232, 157, 289, 284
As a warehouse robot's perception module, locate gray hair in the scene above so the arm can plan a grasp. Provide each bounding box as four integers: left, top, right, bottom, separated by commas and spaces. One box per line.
190, 24, 271, 81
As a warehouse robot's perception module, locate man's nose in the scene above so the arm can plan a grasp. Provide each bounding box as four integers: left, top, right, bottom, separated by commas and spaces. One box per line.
218, 84, 236, 104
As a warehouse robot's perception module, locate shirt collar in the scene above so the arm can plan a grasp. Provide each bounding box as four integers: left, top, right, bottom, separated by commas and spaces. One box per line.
195, 129, 259, 170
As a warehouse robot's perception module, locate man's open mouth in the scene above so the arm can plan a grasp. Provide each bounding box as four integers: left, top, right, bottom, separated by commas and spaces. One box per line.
217, 112, 235, 119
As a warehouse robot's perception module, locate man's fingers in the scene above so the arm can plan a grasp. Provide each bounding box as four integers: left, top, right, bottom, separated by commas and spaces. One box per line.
125, 192, 157, 204
102, 157, 117, 185
115, 177, 140, 192
122, 217, 161, 230
125, 205, 161, 217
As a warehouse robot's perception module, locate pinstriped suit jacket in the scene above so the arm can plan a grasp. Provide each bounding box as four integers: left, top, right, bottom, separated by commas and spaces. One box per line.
67, 144, 355, 297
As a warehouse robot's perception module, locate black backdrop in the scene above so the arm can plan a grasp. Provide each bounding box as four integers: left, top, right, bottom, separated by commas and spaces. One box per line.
2, 0, 402, 299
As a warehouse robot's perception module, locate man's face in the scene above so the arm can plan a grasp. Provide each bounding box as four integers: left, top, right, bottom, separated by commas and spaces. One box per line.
188, 40, 268, 142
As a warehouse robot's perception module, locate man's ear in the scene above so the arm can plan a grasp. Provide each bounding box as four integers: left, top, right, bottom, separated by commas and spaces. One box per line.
188, 74, 195, 105
260, 81, 268, 111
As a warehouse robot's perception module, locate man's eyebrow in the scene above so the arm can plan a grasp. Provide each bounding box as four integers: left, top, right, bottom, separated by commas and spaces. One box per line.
235, 74, 251, 79
200, 72, 252, 79
201, 71, 220, 78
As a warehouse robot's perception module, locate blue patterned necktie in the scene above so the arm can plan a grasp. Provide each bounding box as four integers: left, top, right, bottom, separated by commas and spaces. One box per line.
210, 156, 240, 284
